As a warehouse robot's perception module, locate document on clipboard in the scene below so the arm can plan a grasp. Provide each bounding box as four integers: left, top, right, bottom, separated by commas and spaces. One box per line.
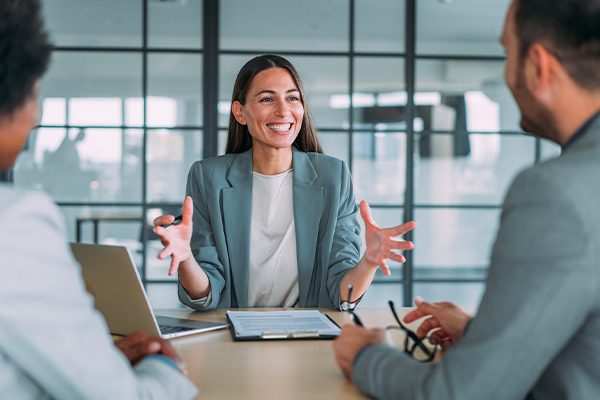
226, 310, 341, 341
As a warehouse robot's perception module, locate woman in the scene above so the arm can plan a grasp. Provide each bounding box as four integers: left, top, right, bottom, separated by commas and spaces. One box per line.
153, 54, 415, 310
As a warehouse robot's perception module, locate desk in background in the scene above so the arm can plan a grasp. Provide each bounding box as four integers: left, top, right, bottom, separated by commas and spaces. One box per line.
75, 215, 143, 243
158, 308, 418, 400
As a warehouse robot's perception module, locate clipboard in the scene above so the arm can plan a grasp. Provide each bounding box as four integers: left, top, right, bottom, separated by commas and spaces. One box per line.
226, 310, 341, 341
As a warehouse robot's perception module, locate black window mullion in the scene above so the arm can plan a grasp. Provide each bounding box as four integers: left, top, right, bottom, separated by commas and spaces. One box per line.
348, 0, 355, 172
141, 0, 149, 286
0, 169, 13, 183
203, 0, 219, 158
403, 0, 417, 307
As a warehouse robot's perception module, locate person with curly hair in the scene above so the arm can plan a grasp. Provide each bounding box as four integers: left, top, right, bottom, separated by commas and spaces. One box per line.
0, 1, 197, 398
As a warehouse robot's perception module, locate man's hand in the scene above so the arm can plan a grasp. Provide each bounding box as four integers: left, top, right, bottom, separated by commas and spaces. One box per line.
115, 332, 187, 374
332, 325, 387, 381
403, 297, 471, 351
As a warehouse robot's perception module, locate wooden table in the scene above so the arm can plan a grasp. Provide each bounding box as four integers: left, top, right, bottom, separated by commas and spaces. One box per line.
158, 308, 420, 400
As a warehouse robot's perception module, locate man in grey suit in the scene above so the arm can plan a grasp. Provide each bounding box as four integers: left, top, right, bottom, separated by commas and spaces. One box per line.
333, 0, 600, 398
0, 1, 197, 398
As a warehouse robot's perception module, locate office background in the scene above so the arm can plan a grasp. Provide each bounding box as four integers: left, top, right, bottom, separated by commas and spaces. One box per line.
8, 0, 560, 309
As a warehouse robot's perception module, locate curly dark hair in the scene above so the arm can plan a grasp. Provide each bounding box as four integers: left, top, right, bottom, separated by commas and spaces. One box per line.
0, 0, 53, 119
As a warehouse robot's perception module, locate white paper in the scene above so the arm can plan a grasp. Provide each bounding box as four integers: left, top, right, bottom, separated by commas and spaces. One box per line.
226, 310, 340, 339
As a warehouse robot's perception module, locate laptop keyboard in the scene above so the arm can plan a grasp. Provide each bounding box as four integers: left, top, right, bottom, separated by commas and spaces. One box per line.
159, 325, 193, 335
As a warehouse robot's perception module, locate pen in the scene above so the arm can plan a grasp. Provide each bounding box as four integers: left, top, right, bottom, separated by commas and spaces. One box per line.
161, 214, 182, 228
346, 284, 364, 327
350, 309, 364, 327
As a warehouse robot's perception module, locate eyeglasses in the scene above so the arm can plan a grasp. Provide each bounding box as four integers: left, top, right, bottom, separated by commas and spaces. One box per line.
344, 286, 436, 362
387, 300, 438, 362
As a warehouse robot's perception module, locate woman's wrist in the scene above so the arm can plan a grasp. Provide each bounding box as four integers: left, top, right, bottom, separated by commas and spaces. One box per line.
177, 255, 211, 297
177, 249, 194, 269
358, 255, 378, 271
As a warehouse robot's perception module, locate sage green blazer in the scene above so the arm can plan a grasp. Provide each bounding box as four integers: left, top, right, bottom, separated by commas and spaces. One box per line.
178, 147, 361, 310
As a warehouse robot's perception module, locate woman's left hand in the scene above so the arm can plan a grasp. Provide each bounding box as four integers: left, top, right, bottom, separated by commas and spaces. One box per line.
359, 200, 416, 275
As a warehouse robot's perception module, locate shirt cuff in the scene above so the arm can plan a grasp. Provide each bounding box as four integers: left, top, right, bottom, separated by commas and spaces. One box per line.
145, 354, 180, 372
181, 284, 212, 305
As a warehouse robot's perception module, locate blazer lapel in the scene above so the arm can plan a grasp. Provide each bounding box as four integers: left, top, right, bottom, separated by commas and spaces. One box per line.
222, 150, 253, 307
292, 149, 324, 306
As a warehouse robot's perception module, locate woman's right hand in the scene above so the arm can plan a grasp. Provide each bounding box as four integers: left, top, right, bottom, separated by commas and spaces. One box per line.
152, 196, 194, 276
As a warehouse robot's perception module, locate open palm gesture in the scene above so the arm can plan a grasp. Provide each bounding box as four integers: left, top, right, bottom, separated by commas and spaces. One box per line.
359, 200, 416, 275
152, 196, 194, 276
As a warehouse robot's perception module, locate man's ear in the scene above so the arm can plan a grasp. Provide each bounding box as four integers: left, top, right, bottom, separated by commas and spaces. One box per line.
525, 43, 556, 98
231, 101, 247, 125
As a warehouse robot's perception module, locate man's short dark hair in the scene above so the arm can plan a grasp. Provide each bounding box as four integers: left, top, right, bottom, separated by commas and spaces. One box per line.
515, 0, 600, 89
0, 0, 53, 119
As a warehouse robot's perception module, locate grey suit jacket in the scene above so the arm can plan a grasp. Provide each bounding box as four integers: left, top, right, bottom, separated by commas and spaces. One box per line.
354, 116, 600, 399
0, 187, 197, 399
178, 147, 361, 310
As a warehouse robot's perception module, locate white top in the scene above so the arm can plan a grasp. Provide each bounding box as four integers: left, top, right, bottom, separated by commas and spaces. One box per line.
247, 169, 299, 307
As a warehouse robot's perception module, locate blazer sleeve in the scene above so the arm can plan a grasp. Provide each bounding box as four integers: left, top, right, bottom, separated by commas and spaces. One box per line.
326, 160, 362, 309
180, 160, 225, 311
352, 167, 598, 399
0, 191, 197, 400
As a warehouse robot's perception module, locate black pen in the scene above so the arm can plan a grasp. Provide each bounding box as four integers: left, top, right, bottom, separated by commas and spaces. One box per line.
161, 214, 182, 228
347, 284, 364, 327
350, 310, 364, 327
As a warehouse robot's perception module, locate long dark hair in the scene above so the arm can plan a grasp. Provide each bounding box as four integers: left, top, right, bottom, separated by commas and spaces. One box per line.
225, 54, 323, 154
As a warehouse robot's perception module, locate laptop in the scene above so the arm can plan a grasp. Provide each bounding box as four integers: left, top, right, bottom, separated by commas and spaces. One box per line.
70, 242, 228, 339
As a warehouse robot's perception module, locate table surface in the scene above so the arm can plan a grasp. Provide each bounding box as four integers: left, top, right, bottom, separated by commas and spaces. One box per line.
159, 307, 419, 400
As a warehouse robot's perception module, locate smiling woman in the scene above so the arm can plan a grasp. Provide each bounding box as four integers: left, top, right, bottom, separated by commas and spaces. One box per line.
226, 55, 321, 160
230, 65, 310, 174
152, 54, 417, 311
